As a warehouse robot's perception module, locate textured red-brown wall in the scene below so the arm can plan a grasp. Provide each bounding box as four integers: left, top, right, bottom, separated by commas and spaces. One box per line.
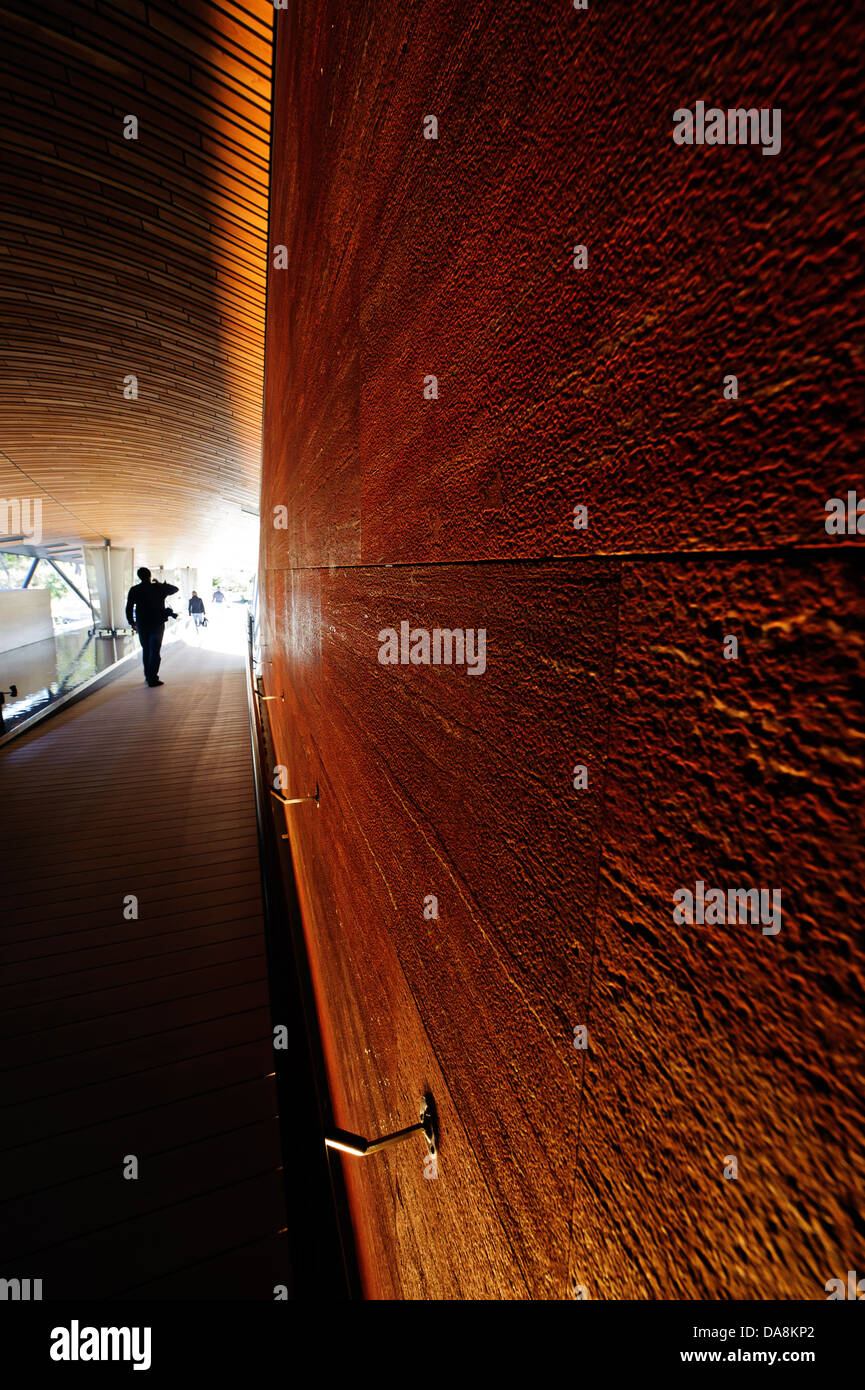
260, 0, 864, 1298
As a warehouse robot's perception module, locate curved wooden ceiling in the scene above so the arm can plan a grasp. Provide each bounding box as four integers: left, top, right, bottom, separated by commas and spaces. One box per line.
0, 0, 272, 570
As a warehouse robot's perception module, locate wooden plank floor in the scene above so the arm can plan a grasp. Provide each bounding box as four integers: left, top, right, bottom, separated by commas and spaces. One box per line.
0, 639, 291, 1298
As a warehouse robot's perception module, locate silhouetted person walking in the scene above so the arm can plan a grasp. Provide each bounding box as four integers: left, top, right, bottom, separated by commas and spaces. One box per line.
125, 567, 178, 687
188, 591, 206, 628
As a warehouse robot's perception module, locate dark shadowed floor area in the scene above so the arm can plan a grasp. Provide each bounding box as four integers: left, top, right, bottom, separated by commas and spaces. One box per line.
0, 639, 291, 1298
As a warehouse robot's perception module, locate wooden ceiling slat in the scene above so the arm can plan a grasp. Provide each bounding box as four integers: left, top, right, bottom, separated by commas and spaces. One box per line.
0, 70, 55, 105
137, 216, 264, 275
189, 140, 268, 186
64, 71, 203, 147
3, 288, 264, 343
148, 0, 273, 65
1, 7, 163, 82
142, 76, 270, 156
0, 0, 272, 567
146, 7, 271, 85
3, 168, 268, 282
198, 0, 272, 41
96, 0, 148, 20
0, 131, 60, 159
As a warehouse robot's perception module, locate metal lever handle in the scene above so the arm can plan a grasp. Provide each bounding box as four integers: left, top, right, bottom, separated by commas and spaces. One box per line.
272, 781, 319, 807
325, 1097, 437, 1161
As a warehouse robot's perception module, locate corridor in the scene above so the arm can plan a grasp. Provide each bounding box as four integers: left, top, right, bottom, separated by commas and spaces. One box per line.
0, 638, 290, 1298
0, 0, 861, 1319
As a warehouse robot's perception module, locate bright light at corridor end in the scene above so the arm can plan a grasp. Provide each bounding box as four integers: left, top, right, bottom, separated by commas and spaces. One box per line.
196, 503, 259, 575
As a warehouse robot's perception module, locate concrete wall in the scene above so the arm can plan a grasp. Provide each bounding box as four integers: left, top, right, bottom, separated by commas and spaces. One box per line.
0, 588, 52, 654
260, 0, 864, 1298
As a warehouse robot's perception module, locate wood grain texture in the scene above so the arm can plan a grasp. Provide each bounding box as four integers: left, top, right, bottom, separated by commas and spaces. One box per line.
261, 0, 863, 1299
261, 0, 864, 572
571, 554, 865, 1299
265, 563, 620, 1297
0, 641, 290, 1298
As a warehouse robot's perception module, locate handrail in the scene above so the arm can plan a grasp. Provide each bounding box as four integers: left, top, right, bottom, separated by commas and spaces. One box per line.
244, 612, 361, 1299
0, 644, 139, 747
325, 1097, 438, 1161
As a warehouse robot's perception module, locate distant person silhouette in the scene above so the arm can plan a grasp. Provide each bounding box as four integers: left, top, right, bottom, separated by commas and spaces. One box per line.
212, 588, 224, 604
188, 591, 206, 628
125, 567, 178, 687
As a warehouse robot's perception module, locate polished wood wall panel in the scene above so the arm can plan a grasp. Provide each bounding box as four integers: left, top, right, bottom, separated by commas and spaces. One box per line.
261, 0, 863, 1298
262, 1, 862, 572
572, 555, 865, 1299
266, 563, 619, 1296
